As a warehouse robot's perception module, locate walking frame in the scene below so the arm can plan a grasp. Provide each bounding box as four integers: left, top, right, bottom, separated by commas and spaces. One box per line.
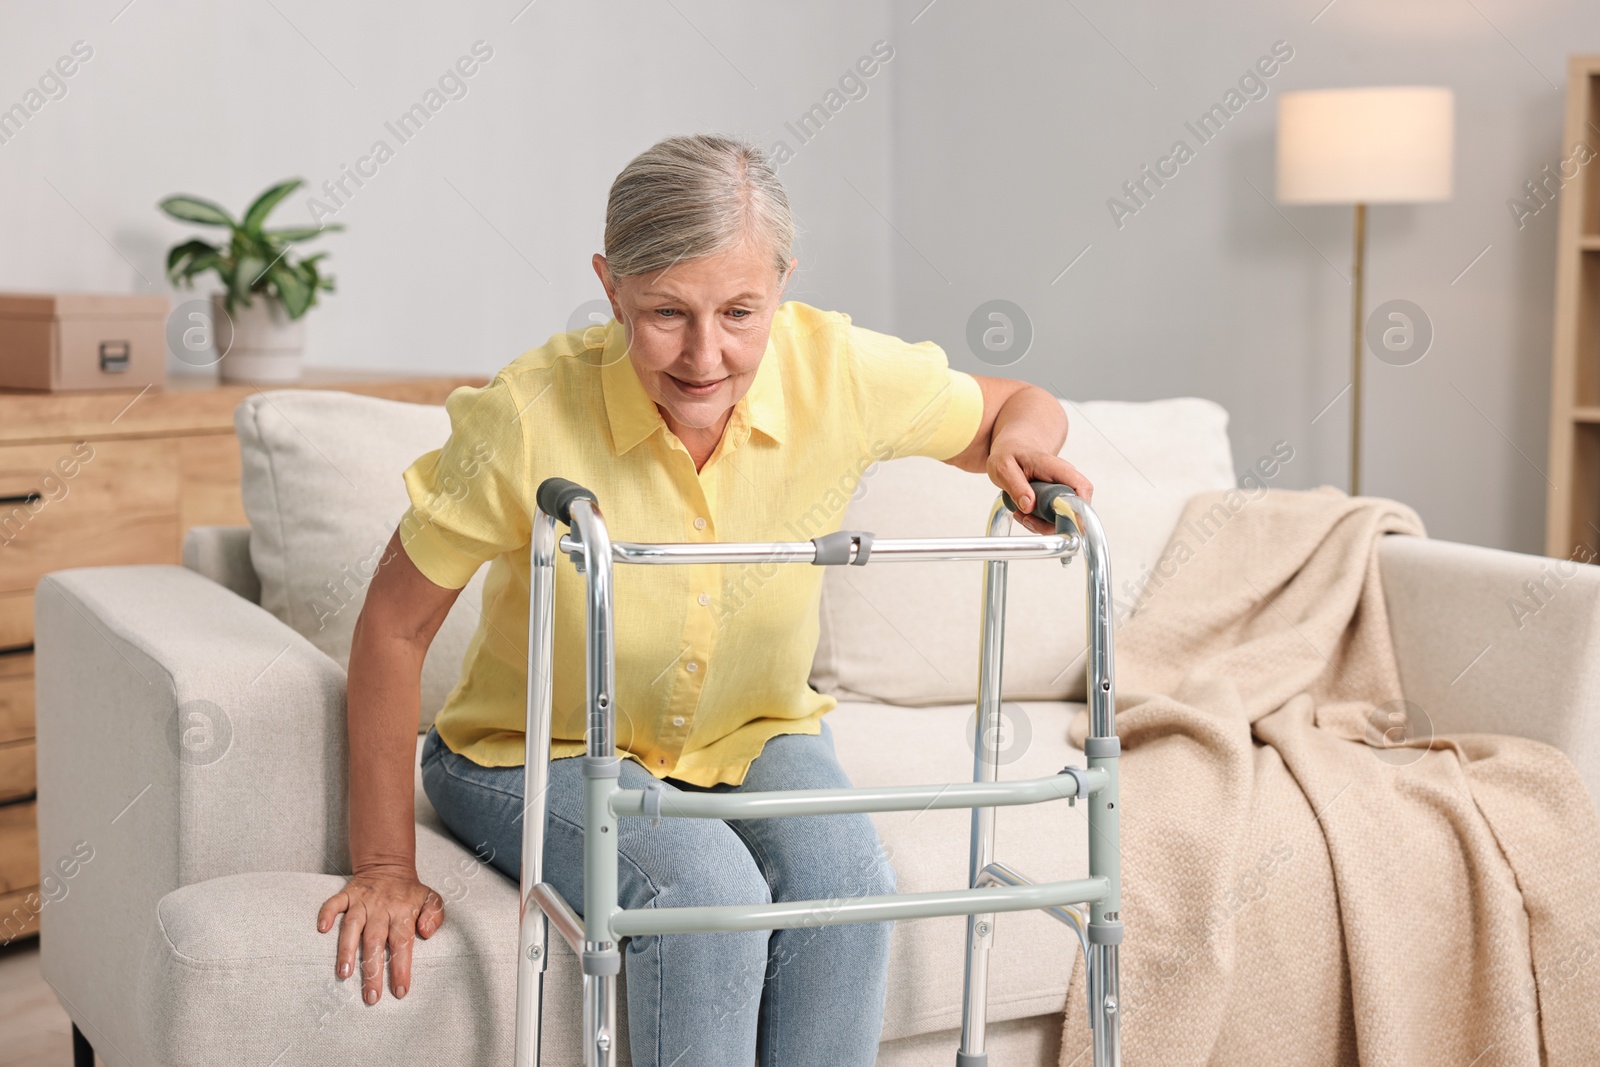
514, 477, 1123, 1067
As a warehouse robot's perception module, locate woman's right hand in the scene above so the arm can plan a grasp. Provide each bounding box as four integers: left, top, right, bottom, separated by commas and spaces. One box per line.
318, 866, 446, 1005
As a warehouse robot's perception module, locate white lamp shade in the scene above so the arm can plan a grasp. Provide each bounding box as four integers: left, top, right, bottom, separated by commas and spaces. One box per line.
1276, 87, 1454, 204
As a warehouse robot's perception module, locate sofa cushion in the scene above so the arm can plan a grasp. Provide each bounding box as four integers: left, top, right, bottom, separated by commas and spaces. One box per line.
234, 390, 487, 730
810, 396, 1237, 704
139, 824, 612, 1066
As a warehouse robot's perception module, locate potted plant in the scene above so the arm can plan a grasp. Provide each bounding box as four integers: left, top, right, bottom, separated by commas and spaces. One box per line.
159, 179, 342, 382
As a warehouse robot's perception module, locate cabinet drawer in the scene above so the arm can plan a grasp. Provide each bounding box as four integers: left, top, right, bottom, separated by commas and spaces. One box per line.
0, 740, 34, 803
0, 800, 38, 896
0, 885, 40, 943
0, 595, 27, 654
0, 651, 31, 744
0, 439, 181, 646
178, 433, 248, 530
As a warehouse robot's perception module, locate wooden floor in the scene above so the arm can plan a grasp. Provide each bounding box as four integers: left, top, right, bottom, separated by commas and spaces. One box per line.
0, 939, 91, 1067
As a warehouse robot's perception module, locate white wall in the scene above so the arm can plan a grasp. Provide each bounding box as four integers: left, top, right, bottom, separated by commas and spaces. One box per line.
0, 0, 898, 374
886, 0, 1598, 553
3, 0, 1594, 554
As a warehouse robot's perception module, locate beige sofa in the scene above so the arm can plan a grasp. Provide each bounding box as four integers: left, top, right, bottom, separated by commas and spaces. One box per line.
33, 389, 1599, 1066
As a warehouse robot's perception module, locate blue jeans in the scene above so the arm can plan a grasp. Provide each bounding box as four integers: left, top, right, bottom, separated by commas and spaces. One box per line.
420, 720, 895, 1067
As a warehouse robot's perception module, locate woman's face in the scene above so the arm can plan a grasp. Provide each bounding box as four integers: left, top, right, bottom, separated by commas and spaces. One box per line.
594, 238, 796, 435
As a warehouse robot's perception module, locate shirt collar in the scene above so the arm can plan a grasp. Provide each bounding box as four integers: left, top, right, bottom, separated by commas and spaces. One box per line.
600, 319, 786, 455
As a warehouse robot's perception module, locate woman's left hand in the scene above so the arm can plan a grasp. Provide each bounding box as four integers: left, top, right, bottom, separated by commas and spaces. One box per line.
986, 446, 1094, 535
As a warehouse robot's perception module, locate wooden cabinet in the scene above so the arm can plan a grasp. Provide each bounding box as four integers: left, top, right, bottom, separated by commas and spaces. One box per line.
0, 439, 182, 642
0, 368, 485, 942
0, 652, 33, 855
0, 800, 39, 943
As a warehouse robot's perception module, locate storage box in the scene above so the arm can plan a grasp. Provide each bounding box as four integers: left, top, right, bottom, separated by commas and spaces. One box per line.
0, 292, 169, 392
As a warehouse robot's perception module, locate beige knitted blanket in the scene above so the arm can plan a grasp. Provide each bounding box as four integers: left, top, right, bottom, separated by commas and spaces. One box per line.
1057, 486, 1600, 1066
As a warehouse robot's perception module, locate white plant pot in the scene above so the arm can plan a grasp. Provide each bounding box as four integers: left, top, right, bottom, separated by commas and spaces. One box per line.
213, 293, 307, 383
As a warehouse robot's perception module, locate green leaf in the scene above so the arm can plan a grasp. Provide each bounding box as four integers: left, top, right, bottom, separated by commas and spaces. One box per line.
300, 254, 336, 294
241, 179, 305, 233
165, 238, 220, 278
266, 224, 342, 243
232, 227, 274, 264
232, 255, 265, 306
169, 253, 223, 288
270, 261, 313, 319
159, 195, 235, 227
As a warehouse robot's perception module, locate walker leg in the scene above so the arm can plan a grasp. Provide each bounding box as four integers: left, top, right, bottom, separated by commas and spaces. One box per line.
514, 908, 549, 1067
573, 496, 622, 1067
515, 510, 561, 1067
1083, 745, 1122, 1067
957, 502, 1014, 1065
578, 708, 622, 1067
580, 765, 621, 1067
582, 973, 618, 1067
1089, 943, 1121, 1066
1078, 492, 1122, 1067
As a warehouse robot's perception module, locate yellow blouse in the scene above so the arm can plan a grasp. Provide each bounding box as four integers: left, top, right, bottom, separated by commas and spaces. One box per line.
398, 300, 984, 786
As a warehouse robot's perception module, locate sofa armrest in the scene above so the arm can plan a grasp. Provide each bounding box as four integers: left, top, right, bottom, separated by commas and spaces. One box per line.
34, 564, 350, 1060
1378, 535, 1600, 805
36, 562, 351, 880
181, 524, 261, 604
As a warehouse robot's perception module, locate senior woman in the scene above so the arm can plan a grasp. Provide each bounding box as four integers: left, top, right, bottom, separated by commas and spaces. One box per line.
317, 133, 1092, 1066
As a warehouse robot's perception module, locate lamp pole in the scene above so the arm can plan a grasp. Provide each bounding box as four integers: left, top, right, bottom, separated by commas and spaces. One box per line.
1349, 202, 1366, 497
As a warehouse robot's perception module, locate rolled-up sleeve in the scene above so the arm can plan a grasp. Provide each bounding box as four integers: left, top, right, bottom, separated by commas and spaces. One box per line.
398, 373, 532, 589
842, 318, 984, 462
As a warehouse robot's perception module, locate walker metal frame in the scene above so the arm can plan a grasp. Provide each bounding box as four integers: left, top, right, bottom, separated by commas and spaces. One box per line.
513, 477, 1123, 1067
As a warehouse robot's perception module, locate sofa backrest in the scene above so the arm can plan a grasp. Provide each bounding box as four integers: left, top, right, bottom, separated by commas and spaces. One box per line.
809, 397, 1237, 705
234, 390, 487, 731
230, 388, 1237, 728
182, 523, 262, 605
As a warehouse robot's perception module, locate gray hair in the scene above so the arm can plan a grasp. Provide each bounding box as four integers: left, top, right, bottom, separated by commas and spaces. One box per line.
603, 133, 795, 280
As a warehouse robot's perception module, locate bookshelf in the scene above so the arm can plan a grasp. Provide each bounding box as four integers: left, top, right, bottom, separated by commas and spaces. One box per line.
1547, 56, 1600, 560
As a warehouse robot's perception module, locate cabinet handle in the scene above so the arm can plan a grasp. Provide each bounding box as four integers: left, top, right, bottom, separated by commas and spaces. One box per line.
100, 340, 131, 373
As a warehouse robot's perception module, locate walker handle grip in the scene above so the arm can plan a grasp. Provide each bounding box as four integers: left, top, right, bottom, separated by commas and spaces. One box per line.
1001, 480, 1079, 526
537, 477, 598, 525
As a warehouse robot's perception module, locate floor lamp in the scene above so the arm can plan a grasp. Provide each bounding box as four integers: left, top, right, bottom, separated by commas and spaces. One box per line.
1275, 87, 1454, 496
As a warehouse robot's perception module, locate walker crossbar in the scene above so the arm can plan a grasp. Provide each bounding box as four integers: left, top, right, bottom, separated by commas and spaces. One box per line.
529, 872, 1107, 940
608, 768, 1106, 820
975, 861, 1100, 1023
529, 883, 584, 955
607, 878, 1106, 936
557, 531, 1082, 565
976, 860, 1092, 938
514, 476, 1123, 1067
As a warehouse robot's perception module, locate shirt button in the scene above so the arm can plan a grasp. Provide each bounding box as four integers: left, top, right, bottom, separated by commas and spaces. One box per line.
672, 716, 685, 726
685, 661, 699, 673
697, 593, 710, 606
693, 516, 707, 530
